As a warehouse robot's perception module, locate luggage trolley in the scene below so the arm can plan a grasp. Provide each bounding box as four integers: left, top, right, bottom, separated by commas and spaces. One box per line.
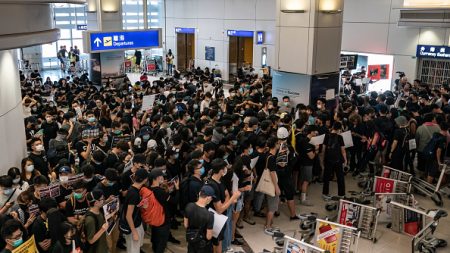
283, 236, 327, 253
337, 199, 380, 243
411, 162, 450, 206
387, 201, 435, 237
313, 218, 361, 253
411, 210, 448, 253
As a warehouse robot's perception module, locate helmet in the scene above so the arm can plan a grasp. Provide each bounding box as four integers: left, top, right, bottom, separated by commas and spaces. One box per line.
277, 127, 289, 139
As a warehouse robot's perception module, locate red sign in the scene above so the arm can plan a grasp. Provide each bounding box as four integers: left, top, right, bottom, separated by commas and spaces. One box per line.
374, 177, 395, 193
147, 63, 156, 71
368, 64, 390, 80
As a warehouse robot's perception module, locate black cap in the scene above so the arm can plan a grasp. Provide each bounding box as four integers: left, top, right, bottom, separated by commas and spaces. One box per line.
135, 168, 149, 181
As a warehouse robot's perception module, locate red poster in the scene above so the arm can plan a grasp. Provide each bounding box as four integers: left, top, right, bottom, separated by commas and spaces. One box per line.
368, 64, 389, 80
339, 203, 348, 224
374, 177, 395, 193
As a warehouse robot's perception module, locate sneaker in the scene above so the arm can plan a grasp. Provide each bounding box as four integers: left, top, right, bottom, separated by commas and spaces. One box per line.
264, 227, 281, 236
290, 215, 301, 221
243, 217, 256, 225
235, 233, 243, 239
322, 194, 331, 200
301, 199, 313, 206
231, 239, 244, 246
168, 235, 181, 244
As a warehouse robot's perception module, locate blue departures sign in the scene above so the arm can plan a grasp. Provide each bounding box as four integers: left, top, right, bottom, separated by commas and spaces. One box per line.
227, 30, 254, 37
88, 29, 161, 53
175, 27, 195, 34
416, 45, 450, 59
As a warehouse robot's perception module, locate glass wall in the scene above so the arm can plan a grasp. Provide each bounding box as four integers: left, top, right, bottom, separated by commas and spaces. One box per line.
41, 3, 87, 69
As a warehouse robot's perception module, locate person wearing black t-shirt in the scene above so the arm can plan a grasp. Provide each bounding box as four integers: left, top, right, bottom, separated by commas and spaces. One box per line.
185, 160, 205, 205
0, 220, 27, 253
297, 126, 318, 206
41, 114, 59, 150
65, 181, 90, 226
206, 159, 241, 253
184, 185, 215, 253
123, 168, 148, 253
28, 138, 49, 179
32, 198, 58, 253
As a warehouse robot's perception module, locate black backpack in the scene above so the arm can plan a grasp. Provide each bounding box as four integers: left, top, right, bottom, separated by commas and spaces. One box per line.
47, 139, 69, 163
423, 133, 443, 160
179, 176, 193, 213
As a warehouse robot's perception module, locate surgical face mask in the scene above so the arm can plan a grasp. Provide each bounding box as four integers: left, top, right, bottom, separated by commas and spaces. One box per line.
26, 165, 34, 172
317, 104, 322, 109
199, 167, 205, 176
231, 140, 238, 146
240, 110, 245, 115
248, 148, 254, 155
73, 192, 84, 200
88, 117, 96, 123
283, 102, 289, 107
11, 237, 23, 248
103, 136, 109, 143
174, 153, 179, 159
142, 134, 150, 142
107, 181, 115, 187
199, 159, 204, 164
3, 188, 13, 196
60, 176, 69, 183
13, 178, 20, 184
35, 144, 44, 152
193, 104, 199, 110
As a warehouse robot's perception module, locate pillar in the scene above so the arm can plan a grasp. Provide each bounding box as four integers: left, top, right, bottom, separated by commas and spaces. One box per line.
273, 0, 344, 106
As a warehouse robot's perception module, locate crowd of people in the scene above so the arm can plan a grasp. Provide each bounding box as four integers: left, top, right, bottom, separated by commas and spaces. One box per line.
1, 66, 449, 253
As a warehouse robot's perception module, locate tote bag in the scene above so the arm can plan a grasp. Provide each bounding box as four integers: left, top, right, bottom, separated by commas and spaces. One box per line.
256, 156, 277, 197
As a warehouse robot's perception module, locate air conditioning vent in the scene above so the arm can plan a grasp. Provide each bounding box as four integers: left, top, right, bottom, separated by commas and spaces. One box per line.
399, 9, 450, 27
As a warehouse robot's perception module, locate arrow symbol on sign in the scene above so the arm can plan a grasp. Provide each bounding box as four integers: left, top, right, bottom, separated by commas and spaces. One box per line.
94, 37, 102, 47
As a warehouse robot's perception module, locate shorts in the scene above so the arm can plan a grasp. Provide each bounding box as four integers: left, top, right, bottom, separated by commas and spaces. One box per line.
277, 171, 295, 201
300, 165, 313, 182
266, 194, 279, 213
211, 220, 226, 245
426, 159, 440, 178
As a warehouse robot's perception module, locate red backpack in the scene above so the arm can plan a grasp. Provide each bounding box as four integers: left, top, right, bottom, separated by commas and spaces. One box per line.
139, 187, 165, 227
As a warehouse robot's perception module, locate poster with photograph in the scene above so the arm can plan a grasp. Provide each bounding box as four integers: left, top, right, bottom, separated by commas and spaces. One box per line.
285, 240, 310, 253
338, 202, 361, 228
81, 127, 100, 139
315, 221, 342, 253
39, 184, 61, 199
103, 197, 119, 235
28, 204, 40, 216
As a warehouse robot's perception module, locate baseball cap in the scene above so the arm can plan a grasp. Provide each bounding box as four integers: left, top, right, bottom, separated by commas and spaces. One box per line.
59, 166, 71, 174
200, 185, 216, 198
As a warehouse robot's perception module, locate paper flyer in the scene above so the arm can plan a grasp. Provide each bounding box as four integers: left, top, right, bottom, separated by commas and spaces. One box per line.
310, 134, 325, 145
12, 235, 38, 253
208, 208, 228, 238
340, 131, 354, 148
141, 94, 156, 112
250, 157, 259, 169
315, 221, 342, 253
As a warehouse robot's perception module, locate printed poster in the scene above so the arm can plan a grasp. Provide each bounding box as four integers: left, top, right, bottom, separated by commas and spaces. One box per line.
404, 209, 423, 236
141, 94, 156, 112
285, 240, 310, 253
67, 174, 84, 186
374, 177, 395, 194
103, 197, 119, 235
315, 221, 342, 253
12, 235, 38, 253
338, 202, 361, 228
39, 184, 61, 199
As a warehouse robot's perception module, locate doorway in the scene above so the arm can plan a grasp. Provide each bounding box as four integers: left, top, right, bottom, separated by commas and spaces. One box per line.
229, 36, 253, 81
176, 33, 195, 72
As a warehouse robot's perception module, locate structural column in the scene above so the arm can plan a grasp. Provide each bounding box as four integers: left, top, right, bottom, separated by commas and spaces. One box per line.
273, 0, 344, 106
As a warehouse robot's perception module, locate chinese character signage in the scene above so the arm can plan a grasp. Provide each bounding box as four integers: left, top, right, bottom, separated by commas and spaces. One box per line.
416, 45, 450, 59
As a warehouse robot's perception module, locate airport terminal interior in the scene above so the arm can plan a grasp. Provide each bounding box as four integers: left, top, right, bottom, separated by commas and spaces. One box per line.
1, 0, 450, 253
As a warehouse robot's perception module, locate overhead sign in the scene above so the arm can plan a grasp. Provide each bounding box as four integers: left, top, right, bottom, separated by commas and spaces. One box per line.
416, 45, 450, 59
175, 27, 195, 34
227, 30, 254, 37
256, 31, 264, 44
77, 25, 87, 31
83, 29, 162, 53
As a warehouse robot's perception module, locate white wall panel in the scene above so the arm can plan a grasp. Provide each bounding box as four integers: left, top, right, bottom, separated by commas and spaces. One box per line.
418, 29, 447, 46
256, 0, 276, 20
278, 27, 309, 73
387, 24, 420, 56
196, 0, 225, 19
393, 55, 417, 79
225, 0, 256, 20
342, 23, 389, 54
343, 0, 392, 23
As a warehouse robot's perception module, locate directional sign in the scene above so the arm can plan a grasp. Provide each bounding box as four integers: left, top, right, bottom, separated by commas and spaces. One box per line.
175, 27, 195, 34
256, 31, 264, 44
83, 29, 162, 53
416, 44, 450, 59
227, 30, 254, 38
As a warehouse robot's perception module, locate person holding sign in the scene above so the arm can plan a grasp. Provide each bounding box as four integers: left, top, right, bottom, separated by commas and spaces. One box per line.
0, 219, 27, 253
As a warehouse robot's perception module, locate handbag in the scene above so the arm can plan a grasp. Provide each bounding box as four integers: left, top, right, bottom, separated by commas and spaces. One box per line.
255, 156, 277, 197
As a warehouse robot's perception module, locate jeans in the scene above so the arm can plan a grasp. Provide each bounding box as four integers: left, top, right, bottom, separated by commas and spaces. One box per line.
151, 223, 170, 253
323, 162, 346, 196
253, 191, 265, 212
167, 64, 173, 75
222, 205, 233, 252
125, 224, 144, 253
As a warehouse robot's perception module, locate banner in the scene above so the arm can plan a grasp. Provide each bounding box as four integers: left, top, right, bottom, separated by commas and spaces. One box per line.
338, 202, 361, 228
315, 221, 342, 253
12, 235, 38, 253
39, 184, 60, 199
272, 70, 311, 106
374, 176, 395, 193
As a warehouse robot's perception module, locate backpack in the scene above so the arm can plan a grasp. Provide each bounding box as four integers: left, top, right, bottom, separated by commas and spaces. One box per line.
80, 211, 99, 251
422, 133, 443, 160
139, 187, 165, 227
47, 139, 69, 162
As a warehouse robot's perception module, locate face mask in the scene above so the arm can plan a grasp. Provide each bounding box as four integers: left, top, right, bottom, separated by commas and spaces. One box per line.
3, 188, 13, 196
73, 192, 84, 200
26, 165, 34, 172
114, 130, 122, 135
223, 168, 228, 176
283, 102, 289, 107
36, 145, 44, 152
174, 153, 179, 159
13, 178, 20, 184
11, 238, 23, 248
60, 176, 69, 183
199, 167, 205, 176
142, 134, 150, 142
31, 107, 37, 111
107, 181, 114, 187
103, 137, 109, 143
199, 159, 204, 164
308, 116, 315, 125
88, 117, 96, 123
240, 110, 245, 115
248, 148, 253, 155
231, 140, 238, 146
193, 104, 199, 110
317, 104, 322, 109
